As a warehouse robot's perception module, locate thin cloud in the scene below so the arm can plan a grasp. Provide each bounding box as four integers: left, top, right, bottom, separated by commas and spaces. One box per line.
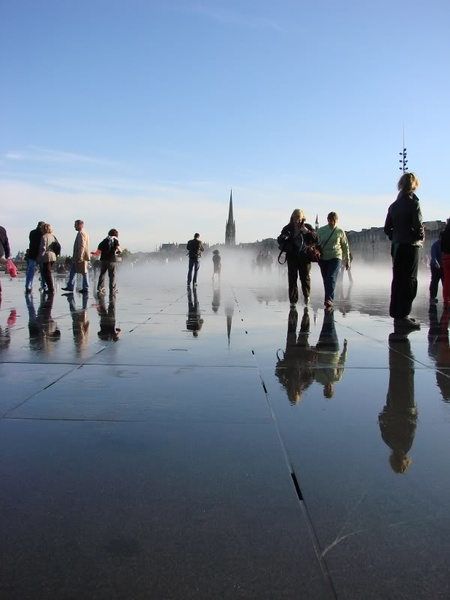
189, 4, 283, 32
3, 146, 117, 167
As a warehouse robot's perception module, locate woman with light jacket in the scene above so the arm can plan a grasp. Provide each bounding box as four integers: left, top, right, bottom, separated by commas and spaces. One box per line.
317, 212, 350, 309
39, 223, 57, 294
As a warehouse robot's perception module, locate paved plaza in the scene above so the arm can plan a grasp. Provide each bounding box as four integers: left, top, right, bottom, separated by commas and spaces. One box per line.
1, 261, 450, 599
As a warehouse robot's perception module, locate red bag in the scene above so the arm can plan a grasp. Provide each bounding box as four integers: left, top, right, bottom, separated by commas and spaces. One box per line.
6, 258, 18, 278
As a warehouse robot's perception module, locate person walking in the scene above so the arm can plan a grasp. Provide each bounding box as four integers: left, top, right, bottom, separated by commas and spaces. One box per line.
62, 220, 90, 294
384, 172, 424, 329
429, 231, 444, 305
186, 233, 204, 287
25, 221, 45, 294
441, 219, 450, 309
317, 212, 350, 309
0, 225, 11, 297
96, 229, 121, 296
278, 209, 318, 308
39, 223, 58, 294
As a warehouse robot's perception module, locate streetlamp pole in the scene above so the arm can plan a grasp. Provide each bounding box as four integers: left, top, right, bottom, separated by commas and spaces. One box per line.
399, 128, 408, 173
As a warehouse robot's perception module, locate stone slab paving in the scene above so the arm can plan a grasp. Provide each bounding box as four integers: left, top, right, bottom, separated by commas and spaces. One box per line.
1, 264, 450, 599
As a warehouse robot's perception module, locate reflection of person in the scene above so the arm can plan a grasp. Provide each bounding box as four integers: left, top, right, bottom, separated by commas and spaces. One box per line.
275, 307, 316, 404
62, 220, 90, 294
428, 307, 450, 403
212, 286, 221, 313
0, 225, 11, 297
26, 292, 61, 352
379, 333, 417, 474
97, 296, 121, 341
441, 219, 450, 309
186, 287, 203, 336
429, 232, 444, 304
212, 249, 221, 281
384, 172, 424, 329
277, 209, 318, 308
97, 229, 121, 297
66, 292, 90, 354
39, 223, 58, 295
317, 212, 350, 309
187, 233, 204, 287
25, 221, 44, 294
313, 310, 348, 398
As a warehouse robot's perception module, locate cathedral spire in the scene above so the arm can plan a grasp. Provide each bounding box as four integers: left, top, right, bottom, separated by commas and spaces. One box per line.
225, 189, 236, 245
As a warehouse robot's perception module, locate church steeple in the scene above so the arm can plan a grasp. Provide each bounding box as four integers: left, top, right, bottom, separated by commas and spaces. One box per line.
225, 189, 236, 246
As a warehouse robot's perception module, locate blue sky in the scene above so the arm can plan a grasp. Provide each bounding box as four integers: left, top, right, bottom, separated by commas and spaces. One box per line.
1, 0, 449, 253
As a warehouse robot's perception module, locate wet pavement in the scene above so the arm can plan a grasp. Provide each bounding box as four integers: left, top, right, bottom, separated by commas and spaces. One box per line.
1, 262, 450, 599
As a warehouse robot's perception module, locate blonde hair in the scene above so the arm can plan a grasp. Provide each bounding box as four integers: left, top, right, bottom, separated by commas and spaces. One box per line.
398, 172, 420, 193
42, 223, 53, 234
290, 208, 305, 223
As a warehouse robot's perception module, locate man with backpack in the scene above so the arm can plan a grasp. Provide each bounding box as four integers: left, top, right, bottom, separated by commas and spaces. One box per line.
62, 220, 90, 294
96, 229, 121, 297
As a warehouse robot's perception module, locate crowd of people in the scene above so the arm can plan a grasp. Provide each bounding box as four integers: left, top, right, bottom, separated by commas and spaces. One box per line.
0, 220, 121, 298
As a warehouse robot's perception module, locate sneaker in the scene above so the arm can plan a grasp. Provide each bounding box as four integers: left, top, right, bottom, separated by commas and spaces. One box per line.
61, 287, 73, 292
325, 300, 333, 308
25, 288, 32, 294
430, 298, 438, 304
78, 289, 89, 294
97, 288, 106, 296
290, 302, 296, 309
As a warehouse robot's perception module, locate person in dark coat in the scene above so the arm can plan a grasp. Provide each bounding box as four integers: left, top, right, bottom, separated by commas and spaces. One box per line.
0, 225, 11, 296
25, 221, 45, 294
277, 209, 318, 308
441, 219, 450, 309
384, 172, 424, 329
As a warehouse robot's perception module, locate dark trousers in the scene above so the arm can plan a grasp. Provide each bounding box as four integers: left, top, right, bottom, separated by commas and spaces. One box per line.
187, 258, 200, 285
389, 244, 419, 319
287, 256, 311, 303
319, 258, 341, 303
97, 261, 117, 293
429, 266, 444, 300
41, 261, 54, 293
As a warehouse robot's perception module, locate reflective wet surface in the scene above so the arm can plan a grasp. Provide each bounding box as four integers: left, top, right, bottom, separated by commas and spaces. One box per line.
1, 262, 450, 599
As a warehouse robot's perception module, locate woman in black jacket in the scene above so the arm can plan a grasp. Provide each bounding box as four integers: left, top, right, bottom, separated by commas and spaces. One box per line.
278, 209, 318, 308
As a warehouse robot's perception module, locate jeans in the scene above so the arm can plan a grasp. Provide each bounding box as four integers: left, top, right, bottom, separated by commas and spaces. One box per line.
66, 263, 89, 291
187, 258, 200, 285
25, 259, 38, 290
429, 265, 444, 300
319, 258, 341, 303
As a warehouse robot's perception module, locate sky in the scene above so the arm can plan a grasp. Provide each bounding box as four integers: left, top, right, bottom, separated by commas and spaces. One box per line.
1, 0, 449, 254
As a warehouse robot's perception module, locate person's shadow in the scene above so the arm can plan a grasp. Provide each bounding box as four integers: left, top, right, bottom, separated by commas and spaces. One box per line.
378, 332, 417, 474
275, 307, 316, 404
187, 288, 203, 337
312, 309, 348, 398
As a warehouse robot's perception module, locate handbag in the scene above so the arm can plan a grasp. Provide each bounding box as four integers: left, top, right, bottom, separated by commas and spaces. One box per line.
6, 257, 18, 278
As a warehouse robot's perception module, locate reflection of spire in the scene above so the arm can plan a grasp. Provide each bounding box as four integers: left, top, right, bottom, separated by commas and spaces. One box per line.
225, 189, 236, 246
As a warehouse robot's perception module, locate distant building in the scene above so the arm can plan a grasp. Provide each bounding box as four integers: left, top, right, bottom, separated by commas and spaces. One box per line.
225, 189, 236, 246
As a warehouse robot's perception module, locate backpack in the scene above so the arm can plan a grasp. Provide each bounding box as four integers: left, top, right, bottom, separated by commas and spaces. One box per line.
98, 237, 114, 254
51, 238, 61, 256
